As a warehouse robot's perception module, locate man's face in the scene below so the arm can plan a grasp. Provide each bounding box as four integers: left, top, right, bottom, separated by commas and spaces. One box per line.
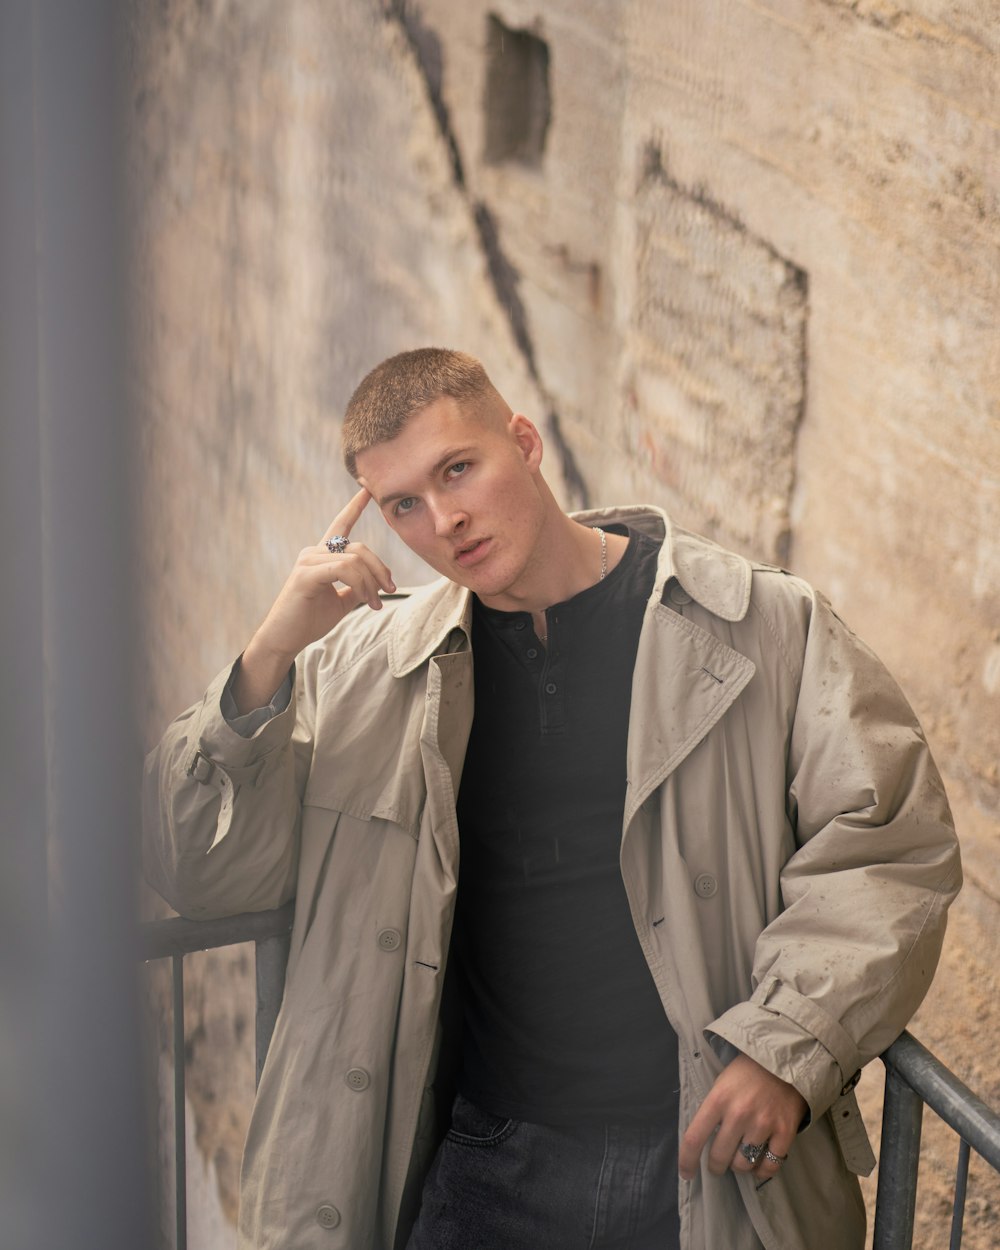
354, 396, 548, 605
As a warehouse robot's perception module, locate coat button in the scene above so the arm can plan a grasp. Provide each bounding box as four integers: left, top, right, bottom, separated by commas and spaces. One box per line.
377, 928, 402, 952
345, 1067, 370, 1092
694, 873, 718, 899
316, 1205, 340, 1229
669, 581, 693, 606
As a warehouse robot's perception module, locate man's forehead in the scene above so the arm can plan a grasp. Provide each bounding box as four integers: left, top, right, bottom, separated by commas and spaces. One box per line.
356, 400, 507, 501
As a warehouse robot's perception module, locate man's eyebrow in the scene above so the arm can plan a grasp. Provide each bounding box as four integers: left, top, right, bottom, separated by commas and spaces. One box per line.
377, 446, 476, 507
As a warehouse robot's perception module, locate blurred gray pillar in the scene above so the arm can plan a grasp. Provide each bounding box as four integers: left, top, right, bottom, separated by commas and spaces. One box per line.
0, 2, 151, 1247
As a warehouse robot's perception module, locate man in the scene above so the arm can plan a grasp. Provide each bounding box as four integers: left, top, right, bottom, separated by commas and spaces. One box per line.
144, 348, 961, 1250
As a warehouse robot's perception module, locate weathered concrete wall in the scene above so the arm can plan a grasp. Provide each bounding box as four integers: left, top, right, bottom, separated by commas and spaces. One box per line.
130, 0, 999, 1243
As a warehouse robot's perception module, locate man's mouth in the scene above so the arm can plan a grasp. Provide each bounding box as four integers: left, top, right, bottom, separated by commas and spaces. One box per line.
455, 538, 490, 567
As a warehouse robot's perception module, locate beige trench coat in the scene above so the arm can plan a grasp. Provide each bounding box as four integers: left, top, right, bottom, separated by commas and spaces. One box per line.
144, 506, 961, 1250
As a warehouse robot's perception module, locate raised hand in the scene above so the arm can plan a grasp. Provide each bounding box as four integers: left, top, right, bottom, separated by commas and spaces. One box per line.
231, 489, 395, 713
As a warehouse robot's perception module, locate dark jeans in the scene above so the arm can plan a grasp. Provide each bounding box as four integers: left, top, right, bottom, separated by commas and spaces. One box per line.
405, 1093, 681, 1250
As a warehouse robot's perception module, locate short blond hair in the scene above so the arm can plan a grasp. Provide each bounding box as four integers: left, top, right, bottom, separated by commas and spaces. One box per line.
342, 348, 505, 476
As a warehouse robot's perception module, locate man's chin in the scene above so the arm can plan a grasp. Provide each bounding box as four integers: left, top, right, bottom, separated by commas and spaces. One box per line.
440, 549, 506, 594
445, 565, 510, 600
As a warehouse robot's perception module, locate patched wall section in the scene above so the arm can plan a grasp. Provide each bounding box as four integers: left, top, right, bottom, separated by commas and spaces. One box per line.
628, 154, 807, 562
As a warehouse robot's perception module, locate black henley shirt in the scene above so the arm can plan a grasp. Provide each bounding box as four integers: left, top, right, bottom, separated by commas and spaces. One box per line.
453, 526, 680, 1125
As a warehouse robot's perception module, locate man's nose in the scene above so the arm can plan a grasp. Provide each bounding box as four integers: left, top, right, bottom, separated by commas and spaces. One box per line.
429, 498, 467, 537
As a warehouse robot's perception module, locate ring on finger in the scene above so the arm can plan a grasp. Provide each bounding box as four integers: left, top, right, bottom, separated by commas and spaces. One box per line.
763, 1149, 787, 1166
325, 535, 350, 554
739, 1141, 768, 1167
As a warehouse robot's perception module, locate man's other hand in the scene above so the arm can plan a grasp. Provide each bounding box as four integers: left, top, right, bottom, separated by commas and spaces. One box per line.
678, 1053, 807, 1184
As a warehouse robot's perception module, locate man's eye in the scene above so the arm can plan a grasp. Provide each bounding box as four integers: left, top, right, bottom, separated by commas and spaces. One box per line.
447, 461, 469, 478
394, 497, 417, 516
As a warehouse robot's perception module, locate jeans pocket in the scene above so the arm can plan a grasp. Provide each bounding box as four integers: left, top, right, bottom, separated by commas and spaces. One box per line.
445, 1095, 518, 1148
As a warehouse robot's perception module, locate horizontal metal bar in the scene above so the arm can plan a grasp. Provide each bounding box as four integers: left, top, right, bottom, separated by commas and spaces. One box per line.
882, 1032, 1000, 1171
139, 902, 294, 962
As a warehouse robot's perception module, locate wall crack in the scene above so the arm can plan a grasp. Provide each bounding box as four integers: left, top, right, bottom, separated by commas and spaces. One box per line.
385, 0, 590, 507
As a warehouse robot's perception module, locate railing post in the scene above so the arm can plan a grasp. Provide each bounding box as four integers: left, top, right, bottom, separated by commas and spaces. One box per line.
873, 1063, 924, 1250
173, 954, 187, 1250
141, 905, 293, 1247
949, 1138, 971, 1250
255, 930, 292, 1088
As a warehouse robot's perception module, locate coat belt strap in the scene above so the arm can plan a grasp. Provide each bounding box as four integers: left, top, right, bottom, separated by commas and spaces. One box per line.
828, 1086, 877, 1176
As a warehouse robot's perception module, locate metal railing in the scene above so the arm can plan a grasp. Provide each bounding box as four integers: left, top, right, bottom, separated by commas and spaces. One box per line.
143, 906, 1000, 1250
875, 1031, 1000, 1250
140, 903, 294, 1250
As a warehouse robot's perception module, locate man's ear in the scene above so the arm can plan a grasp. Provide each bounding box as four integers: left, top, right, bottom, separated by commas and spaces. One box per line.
508, 413, 544, 471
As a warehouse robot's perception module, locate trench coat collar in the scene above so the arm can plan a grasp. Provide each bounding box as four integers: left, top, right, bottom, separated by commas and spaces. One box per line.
572, 505, 753, 621
387, 577, 473, 677
386, 505, 753, 677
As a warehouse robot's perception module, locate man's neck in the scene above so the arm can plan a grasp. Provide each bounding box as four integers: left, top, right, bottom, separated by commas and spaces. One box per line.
477, 512, 628, 618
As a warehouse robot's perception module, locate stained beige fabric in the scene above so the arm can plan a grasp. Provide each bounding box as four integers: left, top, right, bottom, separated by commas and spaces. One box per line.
143, 506, 961, 1250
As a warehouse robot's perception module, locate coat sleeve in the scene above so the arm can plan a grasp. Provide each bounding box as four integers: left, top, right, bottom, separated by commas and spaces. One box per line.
141, 652, 318, 920
707, 583, 962, 1120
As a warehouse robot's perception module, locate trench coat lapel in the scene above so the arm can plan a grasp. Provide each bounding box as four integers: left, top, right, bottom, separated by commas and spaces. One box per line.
624, 603, 756, 828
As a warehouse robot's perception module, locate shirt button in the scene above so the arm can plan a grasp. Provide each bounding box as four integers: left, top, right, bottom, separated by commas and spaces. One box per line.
345, 1067, 370, 1092
669, 581, 693, 606
526, 648, 539, 659
514, 621, 526, 631
694, 873, 718, 899
545, 682, 557, 695
377, 928, 402, 952
316, 1205, 341, 1229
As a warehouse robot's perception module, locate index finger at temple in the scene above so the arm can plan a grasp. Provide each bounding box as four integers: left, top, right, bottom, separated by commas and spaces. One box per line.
322, 487, 372, 542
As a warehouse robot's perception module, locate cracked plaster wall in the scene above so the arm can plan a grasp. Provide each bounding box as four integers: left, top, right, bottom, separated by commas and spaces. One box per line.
130, 1, 999, 1244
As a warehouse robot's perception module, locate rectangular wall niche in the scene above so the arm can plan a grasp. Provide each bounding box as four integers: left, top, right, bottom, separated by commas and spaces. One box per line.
631, 159, 807, 563
483, 14, 550, 166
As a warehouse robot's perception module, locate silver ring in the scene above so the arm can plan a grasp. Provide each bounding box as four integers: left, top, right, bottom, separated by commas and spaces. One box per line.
325, 535, 350, 554
739, 1141, 767, 1167
763, 1149, 787, 1166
